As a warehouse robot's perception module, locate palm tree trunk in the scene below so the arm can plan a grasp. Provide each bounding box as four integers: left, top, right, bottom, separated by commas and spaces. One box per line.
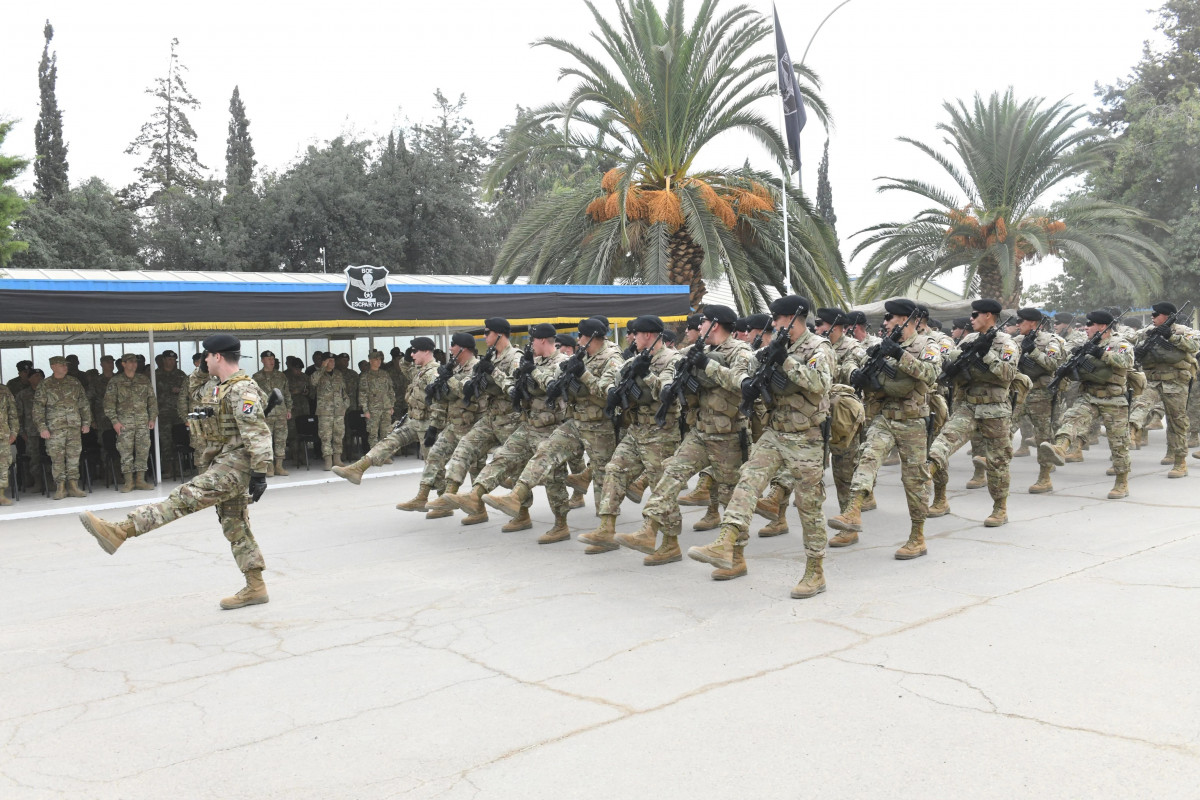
667, 229, 707, 311
978, 260, 1022, 308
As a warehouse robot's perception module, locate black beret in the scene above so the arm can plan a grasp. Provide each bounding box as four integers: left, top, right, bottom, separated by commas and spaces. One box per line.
529, 323, 558, 339
590, 315, 610, 334
1152, 301, 1177, 316
390, 346, 402, 356
928, 318, 943, 331
192, 352, 204, 363
1017, 308, 1042, 322
915, 304, 931, 319
662, 330, 677, 344
29, 368, 44, 377
815, 307, 844, 326
768, 295, 811, 318
99, 355, 115, 363
1087, 309, 1114, 325
451, 332, 478, 350
1054, 312, 1074, 325
686, 314, 703, 330
701, 304, 738, 326
17, 360, 33, 370
972, 298, 1003, 314
744, 313, 771, 331
337, 352, 350, 359
202, 333, 241, 355
578, 318, 607, 338
555, 334, 576, 348
884, 298, 917, 317
260, 350, 276, 358
484, 317, 511, 336
411, 337, 436, 352
734, 317, 751, 333
630, 315, 665, 334
161, 350, 177, 358
845, 311, 867, 327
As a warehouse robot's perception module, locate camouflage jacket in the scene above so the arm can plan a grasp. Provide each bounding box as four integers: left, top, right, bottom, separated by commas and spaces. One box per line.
32, 375, 92, 432
405, 361, 447, 427
191, 370, 273, 474
104, 373, 158, 424
311, 369, 350, 415
155, 367, 188, 420
444, 355, 482, 433
253, 369, 293, 417
286, 369, 311, 415
572, 340, 624, 427
358, 370, 396, 416
340, 368, 361, 411
692, 336, 755, 435
831, 334, 868, 386
0, 385, 18, 441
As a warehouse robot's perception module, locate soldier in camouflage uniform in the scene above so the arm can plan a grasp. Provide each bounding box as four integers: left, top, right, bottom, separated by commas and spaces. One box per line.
154, 350, 187, 479
388, 347, 412, 423
311, 353, 349, 470
284, 356, 310, 463
105, 353, 159, 492
6, 361, 32, 397
615, 305, 754, 567
810, 307, 867, 516
1011, 309, 1068, 493
927, 299, 1018, 527
578, 316, 683, 554
1128, 301, 1200, 477
80, 334, 275, 610
358, 350, 396, 454
252, 350, 292, 477
0, 383, 18, 504
426, 318, 524, 523
829, 299, 941, 559
90, 355, 117, 436
1040, 310, 1136, 499
334, 338, 445, 485
33, 356, 92, 500
336, 353, 359, 412
15, 370, 44, 494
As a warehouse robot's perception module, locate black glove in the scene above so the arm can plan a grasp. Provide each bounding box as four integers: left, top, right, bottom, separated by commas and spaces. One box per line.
878, 336, 902, 359
248, 472, 268, 503
1155, 322, 1173, 339
1084, 340, 1104, 358
564, 357, 586, 378
631, 356, 652, 378
424, 426, 440, 448
437, 363, 453, 380
478, 358, 496, 375
866, 344, 880, 358
689, 348, 710, 370
740, 377, 759, 408
1021, 333, 1036, 353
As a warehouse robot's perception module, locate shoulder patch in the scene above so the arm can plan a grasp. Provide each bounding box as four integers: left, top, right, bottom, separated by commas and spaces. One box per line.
921, 344, 939, 361
1000, 345, 1015, 362
1046, 343, 1058, 357
241, 397, 258, 415
806, 353, 821, 369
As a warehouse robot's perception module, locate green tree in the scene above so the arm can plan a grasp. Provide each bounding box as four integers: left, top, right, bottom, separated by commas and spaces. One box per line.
816, 138, 836, 237
225, 85, 256, 193
484, 0, 844, 312
125, 38, 207, 206
34, 20, 69, 201
853, 89, 1167, 307
12, 177, 143, 270
0, 120, 30, 266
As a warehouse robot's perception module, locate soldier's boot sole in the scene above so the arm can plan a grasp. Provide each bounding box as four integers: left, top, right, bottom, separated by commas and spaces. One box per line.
501, 510, 533, 532
1028, 482, 1053, 494
615, 529, 658, 555
692, 510, 721, 531
331, 465, 365, 485
828, 513, 862, 532
711, 563, 747, 581
894, 544, 927, 560
687, 542, 735, 571
425, 508, 454, 520
1039, 442, 1067, 467
757, 517, 789, 537
396, 499, 429, 512
79, 512, 128, 555
1168, 465, 1188, 479
538, 523, 571, 545
983, 512, 1008, 527
481, 492, 522, 519
460, 511, 489, 525
643, 539, 682, 566
828, 531, 859, 547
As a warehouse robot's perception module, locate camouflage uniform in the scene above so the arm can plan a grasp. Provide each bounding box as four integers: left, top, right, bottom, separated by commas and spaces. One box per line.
15, 384, 41, 483
358, 369, 396, 449
389, 360, 412, 420
89, 370, 116, 434
363, 360, 445, 464
1053, 333, 1134, 472
123, 371, 272, 574
598, 345, 683, 516
155, 366, 188, 472
722, 330, 834, 557
32, 374, 92, 485
443, 343, 523, 488
423, 355, 484, 494
251, 367, 292, 461
1128, 322, 1200, 458
642, 336, 754, 538
310, 368, 349, 457
0, 386, 18, 498
1054, 327, 1089, 428
341, 368, 360, 412
286, 368, 311, 459
104, 372, 159, 474
829, 333, 868, 508
1012, 330, 1067, 466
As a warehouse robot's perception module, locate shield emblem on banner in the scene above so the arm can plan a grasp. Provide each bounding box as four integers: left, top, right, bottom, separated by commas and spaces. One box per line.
343, 265, 393, 315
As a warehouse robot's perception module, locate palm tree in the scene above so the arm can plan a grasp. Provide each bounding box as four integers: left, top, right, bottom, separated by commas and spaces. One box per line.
484, 0, 847, 312
852, 89, 1167, 307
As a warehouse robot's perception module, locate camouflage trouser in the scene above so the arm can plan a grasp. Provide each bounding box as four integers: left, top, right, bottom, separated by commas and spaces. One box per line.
444, 412, 520, 487
1056, 394, 1131, 473
723, 427, 827, 558
115, 421, 152, 473
850, 415, 930, 521
830, 440, 857, 511
1130, 380, 1189, 457
518, 420, 616, 508
422, 425, 485, 493
568, 452, 586, 474
317, 412, 345, 457
476, 423, 568, 515
643, 428, 742, 537
1012, 387, 1056, 465
158, 415, 178, 468
125, 462, 265, 573
1054, 383, 1080, 429
364, 411, 392, 450
0, 442, 12, 490
929, 404, 1012, 502
598, 423, 680, 517
1188, 384, 1200, 443
47, 427, 82, 483
366, 417, 430, 464
264, 413, 288, 459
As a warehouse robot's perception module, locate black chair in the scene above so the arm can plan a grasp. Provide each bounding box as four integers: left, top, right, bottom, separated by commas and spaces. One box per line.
80, 430, 103, 493
172, 422, 195, 480
5, 460, 16, 503
344, 410, 367, 459
37, 439, 53, 496
294, 415, 319, 469
101, 428, 121, 489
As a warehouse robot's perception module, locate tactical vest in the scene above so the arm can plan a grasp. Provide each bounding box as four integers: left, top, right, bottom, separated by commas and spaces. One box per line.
958, 331, 1014, 404
405, 362, 439, 421
627, 347, 682, 428
1079, 337, 1128, 397
524, 354, 567, 430
694, 338, 749, 435
477, 345, 521, 417
1139, 325, 1194, 382
570, 342, 621, 424
193, 374, 252, 445
864, 333, 932, 420
768, 333, 831, 433
445, 358, 481, 432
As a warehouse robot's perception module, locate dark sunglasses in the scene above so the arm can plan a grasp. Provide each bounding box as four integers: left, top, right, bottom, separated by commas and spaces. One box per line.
971, 311, 982, 318
883, 313, 894, 321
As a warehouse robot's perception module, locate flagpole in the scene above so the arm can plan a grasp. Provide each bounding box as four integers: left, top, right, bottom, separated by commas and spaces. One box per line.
772, 4, 791, 291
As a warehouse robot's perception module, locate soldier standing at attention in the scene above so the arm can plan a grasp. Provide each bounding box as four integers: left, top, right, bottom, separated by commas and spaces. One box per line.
311, 353, 349, 470
104, 354, 158, 492
829, 299, 940, 558
284, 356, 310, 463
0, 382, 18, 504
1013, 309, 1067, 493
33, 355, 92, 500
358, 350, 396, 454
6, 361, 32, 396
155, 350, 187, 479
91, 355, 117, 437
15, 369, 45, 494
253, 350, 292, 476
927, 299, 1018, 527
1128, 301, 1200, 477
80, 335, 273, 610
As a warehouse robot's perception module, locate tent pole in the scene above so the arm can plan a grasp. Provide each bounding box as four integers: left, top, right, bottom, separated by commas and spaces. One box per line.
149, 327, 162, 490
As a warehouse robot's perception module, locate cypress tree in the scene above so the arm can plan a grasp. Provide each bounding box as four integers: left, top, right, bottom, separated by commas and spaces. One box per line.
33, 20, 69, 201
225, 85, 256, 192
816, 138, 837, 237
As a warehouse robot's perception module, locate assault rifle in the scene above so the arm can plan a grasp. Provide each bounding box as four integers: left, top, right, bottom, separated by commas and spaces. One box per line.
508, 346, 536, 412
424, 361, 454, 403
544, 350, 585, 404
938, 316, 1016, 385
604, 334, 662, 430
1134, 300, 1191, 363
750, 323, 773, 350
849, 310, 916, 393
1046, 308, 1129, 394
461, 345, 497, 404
655, 324, 713, 428
738, 308, 801, 416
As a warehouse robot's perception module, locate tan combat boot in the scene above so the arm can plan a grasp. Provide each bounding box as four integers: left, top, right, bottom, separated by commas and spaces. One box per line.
264, 461, 274, 477
711, 544, 747, 581
482, 482, 530, 518
396, 484, 432, 512
1168, 455, 1188, 479
895, 520, 927, 560
333, 456, 372, 485
274, 458, 290, 477
501, 508, 533, 532
984, 498, 1008, 527
67, 480, 87, 497
1039, 436, 1071, 467
52, 482, 67, 501
1106, 465, 1117, 476
965, 456, 988, 489
0, 492, 10, 506
790, 557, 827, 599
678, 473, 712, 506
1028, 464, 1053, 494
828, 491, 864, 534
1107, 472, 1129, 499
758, 514, 789, 537
564, 467, 591, 494
569, 489, 586, 509
332, 454, 346, 467
460, 509, 489, 525
688, 525, 737, 570
452, 483, 488, 515
644, 533, 682, 566
120, 472, 135, 493
424, 481, 462, 513
425, 505, 454, 520
538, 513, 571, 544
578, 515, 618, 553
220, 569, 269, 610
754, 485, 786, 520
927, 461, 950, 517
615, 519, 659, 554
79, 512, 135, 554
134, 474, 153, 491
322, 455, 334, 471
1012, 442, 1030, 458
861, 490, 878, 511
1160, 452, 1174, 466
625, 476, 648, 504
1064, 441, 1084, 462
692, 497, 721, 531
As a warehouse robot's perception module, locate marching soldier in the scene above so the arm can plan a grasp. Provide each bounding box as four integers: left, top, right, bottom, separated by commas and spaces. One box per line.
1012, 309, 1067, 493
253, 350, 292, 476
311, 353, 350, 470
1129, 301, 1200, 477
358, 350, 396, 453
104, 354, 159, 492
33, 356, 92, 500
814, 307, 867, 514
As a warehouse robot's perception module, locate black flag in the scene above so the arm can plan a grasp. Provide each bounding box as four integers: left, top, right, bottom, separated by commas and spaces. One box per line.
773, 5, 808, 174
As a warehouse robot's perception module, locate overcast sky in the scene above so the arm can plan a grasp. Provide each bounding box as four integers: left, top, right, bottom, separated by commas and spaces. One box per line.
2, 0, 1164, 287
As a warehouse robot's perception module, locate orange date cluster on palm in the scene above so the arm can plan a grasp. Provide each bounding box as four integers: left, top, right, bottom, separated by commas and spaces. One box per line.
585, 168, 774, 232
946, 207, 1067, 260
